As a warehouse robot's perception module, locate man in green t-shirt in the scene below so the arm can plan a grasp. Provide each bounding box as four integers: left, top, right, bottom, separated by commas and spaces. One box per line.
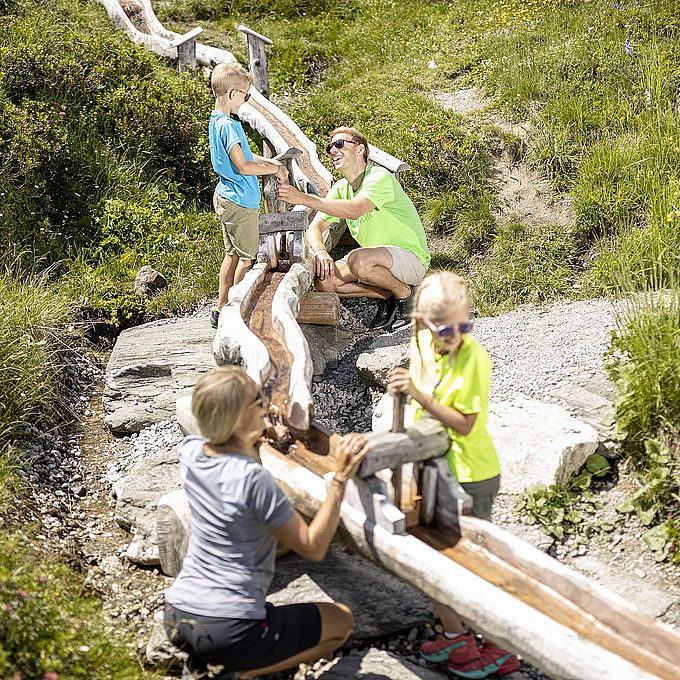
278, 127, 430, 331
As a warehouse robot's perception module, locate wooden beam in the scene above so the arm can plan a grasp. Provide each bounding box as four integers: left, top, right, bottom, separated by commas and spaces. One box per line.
297, 292, 340, 326
259, 443, 679, 680
212, 263, 271, 386
271, 263, 314, 430
357, 417, 449, 478
237, 24, 273, 98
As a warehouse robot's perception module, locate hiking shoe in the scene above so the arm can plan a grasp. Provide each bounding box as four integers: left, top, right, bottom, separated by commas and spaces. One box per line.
210, 307, 220, 329
421, 633, 472, 663
369, 296, 397, 329
389, 285, 416, 331
478, 641, 520, 676
442, 633, 490, 678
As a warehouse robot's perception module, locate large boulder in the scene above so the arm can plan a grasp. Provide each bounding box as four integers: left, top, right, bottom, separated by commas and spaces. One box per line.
104, 317, 215, 434
268, 545, 433, 639
114, 446, 182, 566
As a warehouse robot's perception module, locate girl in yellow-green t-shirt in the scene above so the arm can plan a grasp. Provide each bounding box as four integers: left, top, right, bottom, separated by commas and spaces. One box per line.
387, 272, 518, 679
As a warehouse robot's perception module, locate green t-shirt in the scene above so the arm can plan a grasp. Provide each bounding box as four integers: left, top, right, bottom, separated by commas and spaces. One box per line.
316, 164, 431, 269
409, 329, 500, 483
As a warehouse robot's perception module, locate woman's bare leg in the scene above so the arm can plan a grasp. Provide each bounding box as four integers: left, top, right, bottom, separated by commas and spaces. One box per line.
238, 602, 353, 678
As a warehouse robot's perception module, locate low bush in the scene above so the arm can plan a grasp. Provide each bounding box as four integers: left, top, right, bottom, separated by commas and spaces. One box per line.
0, 533, 155, 679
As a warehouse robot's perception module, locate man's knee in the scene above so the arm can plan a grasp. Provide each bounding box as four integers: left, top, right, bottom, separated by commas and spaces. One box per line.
346, 250, 373, 280
314, 277, 336, 293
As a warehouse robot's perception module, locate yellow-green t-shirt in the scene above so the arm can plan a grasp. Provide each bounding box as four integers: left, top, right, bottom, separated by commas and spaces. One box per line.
409, 329, 500, 483
316, 164, 430, 269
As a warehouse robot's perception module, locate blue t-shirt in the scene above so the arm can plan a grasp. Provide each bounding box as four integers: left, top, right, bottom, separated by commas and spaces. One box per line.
209, 112, 261, 210
164, 436, 293, 619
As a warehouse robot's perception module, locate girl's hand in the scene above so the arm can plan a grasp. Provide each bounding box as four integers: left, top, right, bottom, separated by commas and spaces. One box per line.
333, 433, 369, 483
387, 367, 413, 396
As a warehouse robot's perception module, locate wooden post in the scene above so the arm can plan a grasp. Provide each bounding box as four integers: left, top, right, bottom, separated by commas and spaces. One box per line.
237, 24, 273, 99
391, 393, 406, 508
171, 27, 203, 73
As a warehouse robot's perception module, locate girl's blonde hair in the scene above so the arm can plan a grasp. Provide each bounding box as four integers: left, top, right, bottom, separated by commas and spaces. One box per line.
191, 365, 251, 445
411, 272, 471, 386
414, 271, 470, 319
210, 62, 252, 98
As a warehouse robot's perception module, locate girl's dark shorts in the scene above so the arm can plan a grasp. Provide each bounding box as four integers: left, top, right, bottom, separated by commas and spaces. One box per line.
461, 474, 500, 520
164, 601, 322, 671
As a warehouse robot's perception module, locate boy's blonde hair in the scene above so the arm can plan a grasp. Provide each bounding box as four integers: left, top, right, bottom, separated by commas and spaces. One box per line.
210, 62, 252, 98
329, 127, 369, 163
191, 365, 250, 445
415, 271, 470, 319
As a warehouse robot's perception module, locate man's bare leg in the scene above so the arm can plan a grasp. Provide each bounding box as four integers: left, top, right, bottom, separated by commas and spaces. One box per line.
346, 247, 412, 299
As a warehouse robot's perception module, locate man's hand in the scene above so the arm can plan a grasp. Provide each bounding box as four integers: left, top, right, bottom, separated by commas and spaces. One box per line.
314, 249, 334, 280
278, 183, 309, 206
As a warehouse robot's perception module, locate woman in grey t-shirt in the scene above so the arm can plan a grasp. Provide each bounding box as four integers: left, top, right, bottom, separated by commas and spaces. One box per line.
164, 365, 368, 679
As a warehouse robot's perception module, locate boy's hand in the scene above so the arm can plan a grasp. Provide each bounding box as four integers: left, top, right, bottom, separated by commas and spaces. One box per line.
275, 165, 289, 182
387, 367, 413, 396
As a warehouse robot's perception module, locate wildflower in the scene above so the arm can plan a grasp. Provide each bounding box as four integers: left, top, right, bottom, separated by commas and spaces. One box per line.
43, 673, 60, 680
18, 589, 30, 599
625, 39, 633, 55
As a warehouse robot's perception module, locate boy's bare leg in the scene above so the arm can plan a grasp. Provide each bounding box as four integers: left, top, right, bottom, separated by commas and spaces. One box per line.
218, 253, 240, 308
238, 602, 353, 678
234, 258, 253, 286
434, 602, 466, 634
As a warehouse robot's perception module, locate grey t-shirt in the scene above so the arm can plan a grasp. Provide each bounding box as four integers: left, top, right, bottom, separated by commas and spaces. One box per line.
165, 436, 293, 618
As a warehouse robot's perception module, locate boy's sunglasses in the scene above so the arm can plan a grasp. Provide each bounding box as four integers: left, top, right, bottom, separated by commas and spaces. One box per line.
421, 318, 474, 337
326, 139, 358, 154
231, 88, 251, 102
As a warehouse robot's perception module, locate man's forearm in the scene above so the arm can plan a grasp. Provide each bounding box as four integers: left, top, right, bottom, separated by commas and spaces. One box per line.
296, 194, 369, 220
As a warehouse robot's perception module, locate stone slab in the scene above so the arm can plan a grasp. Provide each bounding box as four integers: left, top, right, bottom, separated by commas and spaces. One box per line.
268, 545, 433, 639
317, 649, 446, 680
356, 329, 411, 389
103, 317, 215, 434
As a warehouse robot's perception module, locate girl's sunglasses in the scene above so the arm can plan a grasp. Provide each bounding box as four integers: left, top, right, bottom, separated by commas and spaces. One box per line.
326, 139, 359, 154
421, 318, 474, 337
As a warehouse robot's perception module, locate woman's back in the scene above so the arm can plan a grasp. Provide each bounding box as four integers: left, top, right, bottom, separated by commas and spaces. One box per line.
165, 436, 292, 619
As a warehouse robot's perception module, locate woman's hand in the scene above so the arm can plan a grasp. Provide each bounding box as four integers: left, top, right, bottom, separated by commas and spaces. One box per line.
387, 367, 414, 397
333, 433, 369, 483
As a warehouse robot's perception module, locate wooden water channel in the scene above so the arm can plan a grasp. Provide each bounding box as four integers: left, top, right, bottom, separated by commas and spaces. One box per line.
101, 2, 680, 677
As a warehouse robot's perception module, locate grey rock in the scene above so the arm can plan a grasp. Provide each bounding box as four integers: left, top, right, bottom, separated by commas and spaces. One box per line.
316, 649, 446, 680
268, 546, 433, 639
134, 265, 168, 296
356, 333, 410, 388
103, 318, 215, 434
489, 398, 599, 494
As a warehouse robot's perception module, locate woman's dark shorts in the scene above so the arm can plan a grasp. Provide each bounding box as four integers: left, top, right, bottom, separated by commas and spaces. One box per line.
164, 601, 322, 671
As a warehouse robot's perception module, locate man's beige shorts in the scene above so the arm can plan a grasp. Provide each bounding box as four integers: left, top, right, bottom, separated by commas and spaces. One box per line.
339, 245, 426, 286
213, 191, 259, 260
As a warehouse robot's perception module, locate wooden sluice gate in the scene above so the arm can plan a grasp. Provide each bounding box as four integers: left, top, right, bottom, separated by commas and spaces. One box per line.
100, 2, 680, 677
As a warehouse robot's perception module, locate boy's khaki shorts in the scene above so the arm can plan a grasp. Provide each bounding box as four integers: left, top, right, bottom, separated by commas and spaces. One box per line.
213, 191, 259, 260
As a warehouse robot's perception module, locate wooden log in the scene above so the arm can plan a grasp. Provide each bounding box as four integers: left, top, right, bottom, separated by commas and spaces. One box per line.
297, 292, 340, 326
368, 144, 410, 176
171, 27, 203, 72
258, 443, 677, 680
212, 263, 271, 386
357, 417, 449, 478
237, 25, 272, 99
271, 263, 314, 430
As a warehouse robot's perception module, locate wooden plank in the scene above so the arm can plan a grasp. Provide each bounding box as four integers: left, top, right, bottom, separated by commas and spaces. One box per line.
297, 292, 340, 325
259, 211, 308, 234
271, 263, 314, 430
258, 444, 672, 680
368, 143, 409, 175
357, 418, 449, 478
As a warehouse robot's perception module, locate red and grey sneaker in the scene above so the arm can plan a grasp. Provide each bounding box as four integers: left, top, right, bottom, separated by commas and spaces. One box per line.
421, 632, 477, 664
477, 641, 520, 676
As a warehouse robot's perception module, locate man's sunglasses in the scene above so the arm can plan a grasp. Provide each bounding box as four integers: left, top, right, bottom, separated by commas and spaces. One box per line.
326, 139, 358, 154
421, 318, 474, 337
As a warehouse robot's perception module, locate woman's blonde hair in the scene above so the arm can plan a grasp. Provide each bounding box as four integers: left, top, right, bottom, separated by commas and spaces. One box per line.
210, 62, 252, 98
414, 271, 470, 319
191, 365, 251, 445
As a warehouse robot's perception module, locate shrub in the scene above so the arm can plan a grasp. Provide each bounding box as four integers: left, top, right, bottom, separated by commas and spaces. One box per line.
0, 533, 154, 679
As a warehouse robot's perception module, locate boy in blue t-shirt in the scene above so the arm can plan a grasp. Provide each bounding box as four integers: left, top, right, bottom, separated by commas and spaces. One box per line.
208, 62, 287, 328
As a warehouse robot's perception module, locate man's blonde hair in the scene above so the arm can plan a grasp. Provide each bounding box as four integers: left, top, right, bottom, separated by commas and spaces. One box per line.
415, 271, 470, 319
191, 365, 251, 445
329, 127, 369, 163
210, 62, 252, 98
